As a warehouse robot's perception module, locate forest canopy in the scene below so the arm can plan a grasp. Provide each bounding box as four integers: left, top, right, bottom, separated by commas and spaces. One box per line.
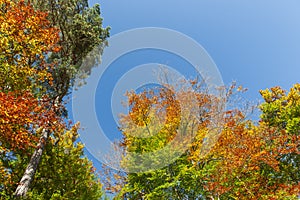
0, 0, 299, 199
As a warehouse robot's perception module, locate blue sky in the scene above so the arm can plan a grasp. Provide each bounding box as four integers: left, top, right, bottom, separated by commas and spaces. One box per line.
93, 0, 300, 94
71, 0, 300, 179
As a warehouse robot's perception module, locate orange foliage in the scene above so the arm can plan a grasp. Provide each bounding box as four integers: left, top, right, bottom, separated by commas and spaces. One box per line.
0, 0, 60, 91
0, 91, 62, 151
0, 0, 63, 151
201, 110, 300, 198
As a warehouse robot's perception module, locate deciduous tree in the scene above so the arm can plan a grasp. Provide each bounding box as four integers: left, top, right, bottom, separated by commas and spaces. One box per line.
0, 0, 109, 198
105, 81, 300, 199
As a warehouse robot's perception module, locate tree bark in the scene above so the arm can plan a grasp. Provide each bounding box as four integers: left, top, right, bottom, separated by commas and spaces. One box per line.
14, 129, 49, 198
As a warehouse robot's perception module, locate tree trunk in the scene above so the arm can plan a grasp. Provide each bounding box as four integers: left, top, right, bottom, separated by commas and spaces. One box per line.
14, 129, 49, 198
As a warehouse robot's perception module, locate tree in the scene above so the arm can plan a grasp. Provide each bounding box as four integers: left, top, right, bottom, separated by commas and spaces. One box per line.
201, 85, 300, 199
3, 123, 104, 200
29, 0, 110, 102
259, 85, 300, 197
0, 0, 60, 93
104, 81, 300, 199
104, 80, 226, 199
0, 0, 109, 198
0, 1, 62, 196
12, 0, 109, 196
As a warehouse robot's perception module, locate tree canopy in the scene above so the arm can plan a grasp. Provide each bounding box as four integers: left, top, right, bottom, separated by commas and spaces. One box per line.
0, 0, 299, 199
104, 82, 300, 200
0, 0, 109, 199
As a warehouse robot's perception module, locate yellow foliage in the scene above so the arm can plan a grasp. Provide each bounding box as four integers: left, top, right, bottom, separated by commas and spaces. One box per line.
0, 0, 60, 91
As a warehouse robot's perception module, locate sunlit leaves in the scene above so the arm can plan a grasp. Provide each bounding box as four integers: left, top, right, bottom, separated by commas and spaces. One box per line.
260, 84, 300, 135
192, 85, 300, 199
24, 123, 104, 199
105, 81, 224, 199
0, 0, 59, 93
106, 82, 300, 199
121, 88, 181, 153
0, 91, 39, 150
30, 0, 110, 100
0, 0, 108, 198
0, 1, 63, 197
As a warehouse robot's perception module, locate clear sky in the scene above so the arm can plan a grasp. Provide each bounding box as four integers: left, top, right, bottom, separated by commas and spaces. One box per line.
71, 0, 300, 181
92, 0, 300, 94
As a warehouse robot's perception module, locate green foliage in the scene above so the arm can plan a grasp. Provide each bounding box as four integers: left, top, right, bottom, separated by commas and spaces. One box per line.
0, 0, 109, 198
0, 0, 59, 94
259, 84, 300, 195
1, 124, 104, 199
26, 125, 104, 200
106, 83, 300, 200
260, 84, 300, 135
30, 0, 110, 101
